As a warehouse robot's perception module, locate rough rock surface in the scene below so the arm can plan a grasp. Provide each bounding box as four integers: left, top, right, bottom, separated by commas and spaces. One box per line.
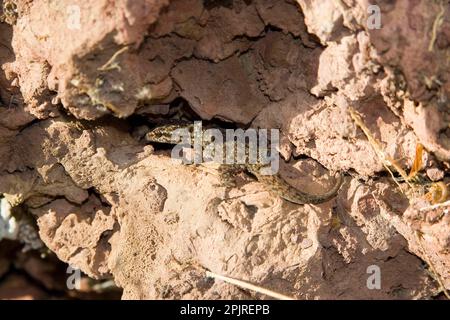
0, 0, 449, 299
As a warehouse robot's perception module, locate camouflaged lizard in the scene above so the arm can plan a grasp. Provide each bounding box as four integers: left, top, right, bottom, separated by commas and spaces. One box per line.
145, 121, 343, 205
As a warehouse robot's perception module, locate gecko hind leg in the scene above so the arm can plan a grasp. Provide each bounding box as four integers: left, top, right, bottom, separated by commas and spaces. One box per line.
216, 164, 246, 188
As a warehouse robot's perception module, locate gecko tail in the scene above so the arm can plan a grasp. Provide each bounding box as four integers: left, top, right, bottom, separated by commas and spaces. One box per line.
283, 172, 344, 205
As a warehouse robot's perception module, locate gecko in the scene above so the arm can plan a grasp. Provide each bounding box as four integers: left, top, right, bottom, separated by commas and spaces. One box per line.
144, 121, 343, 205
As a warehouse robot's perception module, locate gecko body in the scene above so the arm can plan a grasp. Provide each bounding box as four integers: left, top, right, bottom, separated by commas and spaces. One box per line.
145, 121, 343, 205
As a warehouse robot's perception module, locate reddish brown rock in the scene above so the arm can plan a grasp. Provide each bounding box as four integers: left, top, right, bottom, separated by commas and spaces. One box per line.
0, 0, 448, 300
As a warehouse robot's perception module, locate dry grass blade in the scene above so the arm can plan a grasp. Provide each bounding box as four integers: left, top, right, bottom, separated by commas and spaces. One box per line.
428, 1, 446, 52
98, 46, 129, 72
408, 143, 424, 180
206, 271, 295, 300
348, 107, 413, 192
419, 199, 450, 212
415, 231, 450, 299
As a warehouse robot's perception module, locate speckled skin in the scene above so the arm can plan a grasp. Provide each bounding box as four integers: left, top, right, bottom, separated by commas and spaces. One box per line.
145, 122, 343, 205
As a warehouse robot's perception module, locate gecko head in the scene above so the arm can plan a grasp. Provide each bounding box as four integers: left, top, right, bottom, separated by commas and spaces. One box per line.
145, 123, 194, 144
